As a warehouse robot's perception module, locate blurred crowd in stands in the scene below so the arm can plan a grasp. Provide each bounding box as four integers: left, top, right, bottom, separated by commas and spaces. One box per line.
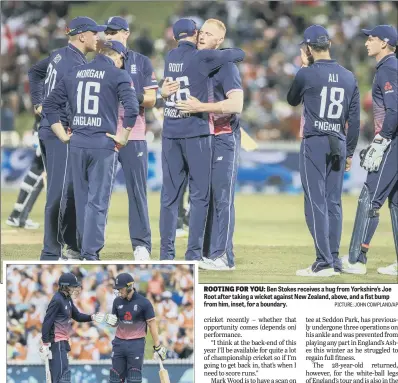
1, 1, 397, 142
7, 264, 194, 362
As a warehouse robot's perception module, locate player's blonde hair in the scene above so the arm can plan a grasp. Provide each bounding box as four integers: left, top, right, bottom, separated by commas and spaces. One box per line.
204, 18, 227, 36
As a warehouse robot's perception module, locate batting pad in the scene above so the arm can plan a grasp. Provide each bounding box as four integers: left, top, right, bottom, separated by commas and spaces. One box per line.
126, 368, 142, 383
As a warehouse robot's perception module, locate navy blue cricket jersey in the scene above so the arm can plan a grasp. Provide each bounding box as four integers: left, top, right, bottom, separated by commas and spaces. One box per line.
287, 59, 360, 157
43, 54, 139, 151
112, 290, 155, 340
42, 292, 92, 343
118, 49, 158, 140
371, 54, 398, 139
28, 44, 87, 140
211, 62, 243, 135
163, 41, 245, 138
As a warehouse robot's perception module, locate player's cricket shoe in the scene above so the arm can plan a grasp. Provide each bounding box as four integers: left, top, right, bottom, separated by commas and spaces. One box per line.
377, 262, 398, 276
296, 267, 340, 277
64, 248, 81, 260
134, 246, 151, 261
199, 254, 235, 271
341, 256, 367, 275
176, 228, 188, 238
6, 217, 40, 229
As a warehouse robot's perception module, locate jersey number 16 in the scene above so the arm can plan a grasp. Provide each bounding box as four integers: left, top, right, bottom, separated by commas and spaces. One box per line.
77, 81, 100, 115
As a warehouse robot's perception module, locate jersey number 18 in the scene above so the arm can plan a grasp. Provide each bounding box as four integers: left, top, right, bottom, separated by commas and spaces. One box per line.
319, 86, 345, 119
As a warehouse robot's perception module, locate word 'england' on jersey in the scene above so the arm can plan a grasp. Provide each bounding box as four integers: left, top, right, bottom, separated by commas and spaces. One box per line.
72, 116, 102, 126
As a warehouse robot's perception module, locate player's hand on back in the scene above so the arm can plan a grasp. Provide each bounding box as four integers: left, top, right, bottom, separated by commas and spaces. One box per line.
161, 77, 179, 98
175, 95, 203, 113
106, 133, 128, 147
39, 343, 52, 360
153, 344, 167, 361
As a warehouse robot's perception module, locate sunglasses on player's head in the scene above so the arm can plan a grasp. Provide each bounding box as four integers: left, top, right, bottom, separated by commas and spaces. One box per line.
104, 29, 119, 36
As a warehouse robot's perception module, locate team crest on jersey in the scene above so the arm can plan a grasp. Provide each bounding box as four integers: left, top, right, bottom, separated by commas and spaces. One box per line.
384, 82, 393, 93
53, 54, 62, 64
131, 64, 137, 73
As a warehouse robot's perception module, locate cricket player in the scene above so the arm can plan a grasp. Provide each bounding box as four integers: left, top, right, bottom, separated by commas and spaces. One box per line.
287, 25, 360, 277
160, 18, 245, 261
343, 25, 398, 276
39, 273, 105, 383
42, 41, 139, 261
104, 16, 158, 261
104, 273, 167, 383
171, 19, 244, 270
29, 16, 106, 260
6, 122, 43, 230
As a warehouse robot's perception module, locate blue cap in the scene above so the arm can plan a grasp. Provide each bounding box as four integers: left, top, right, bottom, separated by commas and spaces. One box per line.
300, 24, 330, 45
173, 18, 197, 41
103, 40, 127, 58
362, 25, 397, 47
105, 16, 129, 31
66, 16, 106, 36
114, 273, 134, 289
58, 273, 80, 287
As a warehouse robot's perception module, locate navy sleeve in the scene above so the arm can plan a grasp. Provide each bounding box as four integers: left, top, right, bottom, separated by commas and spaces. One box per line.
112, 299, 118, 316
199, 48, 245, 76
378, 66, 398, 139
346, 82, 360, 157
117, 70, 139, 128
144, 299, 156, 321
42, 77, 68, 125
42, 298, 60, 343
221, 63, 243, 96
71, 301, 92, 322
287, 68, 309, 106
28, 56, 51, 106
143, 56, 158, 89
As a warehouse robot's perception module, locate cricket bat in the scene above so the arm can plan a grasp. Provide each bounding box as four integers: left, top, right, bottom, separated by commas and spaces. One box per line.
240, 127, 258, 152
45, 357, 52, 383
158, 358, 170, 383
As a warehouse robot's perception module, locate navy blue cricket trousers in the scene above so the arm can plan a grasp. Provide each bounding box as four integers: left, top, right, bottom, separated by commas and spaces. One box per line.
40, 137, 78, 261
70, 146, 118, 260
203, 130, 240, 267
300, 135, 346, 272
50, 340, 70, 383
358, 136, 398, 261
118, 140, 151, 252
160, 135, 213, 261
112, 337, 145, 381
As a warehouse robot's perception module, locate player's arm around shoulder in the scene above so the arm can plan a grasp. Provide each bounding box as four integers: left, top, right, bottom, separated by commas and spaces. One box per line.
198, 47, 246, 75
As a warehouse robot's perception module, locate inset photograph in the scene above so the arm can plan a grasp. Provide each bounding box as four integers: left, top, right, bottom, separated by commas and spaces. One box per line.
6, 263, 194, 383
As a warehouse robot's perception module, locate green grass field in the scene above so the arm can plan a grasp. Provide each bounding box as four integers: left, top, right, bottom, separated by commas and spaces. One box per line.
1, 190, 396, 283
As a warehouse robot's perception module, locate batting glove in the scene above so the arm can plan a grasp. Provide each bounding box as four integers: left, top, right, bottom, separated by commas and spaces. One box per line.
153, 344, 167, 361
360, 134, 391, 172
39, 343, 52, 361
92, 313, 106, 324
105, 314, 118, 326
